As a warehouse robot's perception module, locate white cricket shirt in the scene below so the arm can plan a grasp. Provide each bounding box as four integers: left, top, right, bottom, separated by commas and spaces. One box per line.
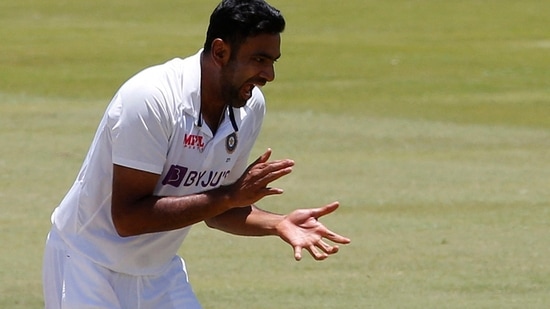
51, 50, 265, 275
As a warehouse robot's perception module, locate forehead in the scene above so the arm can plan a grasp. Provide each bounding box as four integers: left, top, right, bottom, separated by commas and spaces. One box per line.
235, 33, 281, 60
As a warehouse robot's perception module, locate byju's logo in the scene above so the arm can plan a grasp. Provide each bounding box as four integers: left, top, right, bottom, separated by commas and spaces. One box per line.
162, 165, 230, 188
184, 134, 205, 150
162, 165, 188, 187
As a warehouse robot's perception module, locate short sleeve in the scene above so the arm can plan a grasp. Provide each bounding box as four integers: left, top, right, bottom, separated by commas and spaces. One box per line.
110, 79, 173, 175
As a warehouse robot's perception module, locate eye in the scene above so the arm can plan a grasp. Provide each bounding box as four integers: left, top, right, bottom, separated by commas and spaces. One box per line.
251, 55, 278, 66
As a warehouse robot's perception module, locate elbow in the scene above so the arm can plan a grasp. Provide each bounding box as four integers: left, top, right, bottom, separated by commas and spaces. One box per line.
114, 227, 134, 238
204, 217, 218, 230
111, 211, 136, 237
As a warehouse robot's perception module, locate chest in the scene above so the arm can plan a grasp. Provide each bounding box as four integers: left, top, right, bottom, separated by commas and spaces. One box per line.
154, 115, 241, 196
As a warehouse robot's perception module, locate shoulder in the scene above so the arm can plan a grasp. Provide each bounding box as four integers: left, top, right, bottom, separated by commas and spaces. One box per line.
121, 58, 185, 94
114, 57, 194, 115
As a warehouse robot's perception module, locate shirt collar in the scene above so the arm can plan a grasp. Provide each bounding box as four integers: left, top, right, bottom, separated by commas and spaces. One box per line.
180, 49, 203, 124
182, 49, 239, 133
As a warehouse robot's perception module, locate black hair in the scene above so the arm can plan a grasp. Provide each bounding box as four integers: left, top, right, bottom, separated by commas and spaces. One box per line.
203, 0, 285, 52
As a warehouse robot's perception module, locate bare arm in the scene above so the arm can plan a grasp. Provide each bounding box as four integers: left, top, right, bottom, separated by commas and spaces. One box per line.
111, 149, 293, 236
205, 202, 351, 261
204, 205, 283, 236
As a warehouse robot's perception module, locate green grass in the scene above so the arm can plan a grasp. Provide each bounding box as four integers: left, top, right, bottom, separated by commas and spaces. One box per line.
1, 0, 549, 308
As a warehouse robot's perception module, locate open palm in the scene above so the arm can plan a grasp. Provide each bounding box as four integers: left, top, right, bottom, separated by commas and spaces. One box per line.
276, 202, 351, 261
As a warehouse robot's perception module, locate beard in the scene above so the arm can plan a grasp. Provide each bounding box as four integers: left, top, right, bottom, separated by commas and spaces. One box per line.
219, 64, 248, 108
219, 59, 265, 109
220, 80, 248, 108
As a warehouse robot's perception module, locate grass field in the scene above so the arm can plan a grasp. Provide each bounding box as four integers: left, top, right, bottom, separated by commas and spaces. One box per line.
1, 0, 549, 308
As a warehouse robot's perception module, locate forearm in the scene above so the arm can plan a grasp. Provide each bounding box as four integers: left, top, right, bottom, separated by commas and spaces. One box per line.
205, 205, 285, 237
113, 186, 235, 237
112, 150, 294, 237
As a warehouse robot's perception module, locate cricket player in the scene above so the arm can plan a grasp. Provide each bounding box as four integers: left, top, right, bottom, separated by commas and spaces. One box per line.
42, 0, 351, 307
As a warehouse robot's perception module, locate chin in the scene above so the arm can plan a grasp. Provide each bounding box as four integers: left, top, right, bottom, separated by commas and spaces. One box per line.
230, 99, 248, 109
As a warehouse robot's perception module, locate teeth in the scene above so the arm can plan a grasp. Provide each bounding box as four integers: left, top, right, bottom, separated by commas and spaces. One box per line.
242, 85, 253, 99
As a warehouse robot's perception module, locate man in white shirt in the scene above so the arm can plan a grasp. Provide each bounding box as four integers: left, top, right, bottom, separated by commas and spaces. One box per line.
42, 0, 351, 308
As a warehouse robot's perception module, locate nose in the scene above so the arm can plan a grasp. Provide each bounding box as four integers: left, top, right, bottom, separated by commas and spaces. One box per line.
260, 64, 275, 83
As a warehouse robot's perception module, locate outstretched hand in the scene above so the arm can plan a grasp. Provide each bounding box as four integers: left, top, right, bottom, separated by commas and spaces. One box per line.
276, 202, 351, 261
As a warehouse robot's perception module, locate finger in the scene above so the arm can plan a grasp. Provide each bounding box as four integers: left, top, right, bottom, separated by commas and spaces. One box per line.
316, 240, 339, 255
250, 148, 272, 167
255, 159, 295, 174
323, 229, 351, 245
244, 149, 275, 177
293, 246, 302, 261
261, 186, 285, 196
310, 201, 340, 219
249, 160, 294, 188
306, 245, 328, 261
259, 163, 293, 183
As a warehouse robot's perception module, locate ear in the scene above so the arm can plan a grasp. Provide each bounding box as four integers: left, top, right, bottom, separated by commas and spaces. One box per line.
210, 38, 231, 67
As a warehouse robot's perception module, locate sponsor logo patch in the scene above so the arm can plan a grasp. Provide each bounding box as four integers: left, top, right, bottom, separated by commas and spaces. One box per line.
162, 165, 231, 188
183, 134, 205, 151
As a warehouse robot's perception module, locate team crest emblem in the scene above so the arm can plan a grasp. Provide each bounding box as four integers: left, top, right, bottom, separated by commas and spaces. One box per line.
226, 132, 237, 153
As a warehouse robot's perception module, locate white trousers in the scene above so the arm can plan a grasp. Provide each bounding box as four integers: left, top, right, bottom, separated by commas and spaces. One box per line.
42, 229, 202, 309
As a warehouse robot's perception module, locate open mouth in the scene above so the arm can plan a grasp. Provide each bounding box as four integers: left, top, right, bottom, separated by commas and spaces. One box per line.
242, 84, 255, 100
240, 79, 267, 102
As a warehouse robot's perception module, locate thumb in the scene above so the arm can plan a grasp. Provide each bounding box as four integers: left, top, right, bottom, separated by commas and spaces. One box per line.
243, 148, 273, 176
312, 201, 340, 219
252, 148, 272, 165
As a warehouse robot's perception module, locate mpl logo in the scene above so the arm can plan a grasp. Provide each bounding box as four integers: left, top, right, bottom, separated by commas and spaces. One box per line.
183, 134, 205, 150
